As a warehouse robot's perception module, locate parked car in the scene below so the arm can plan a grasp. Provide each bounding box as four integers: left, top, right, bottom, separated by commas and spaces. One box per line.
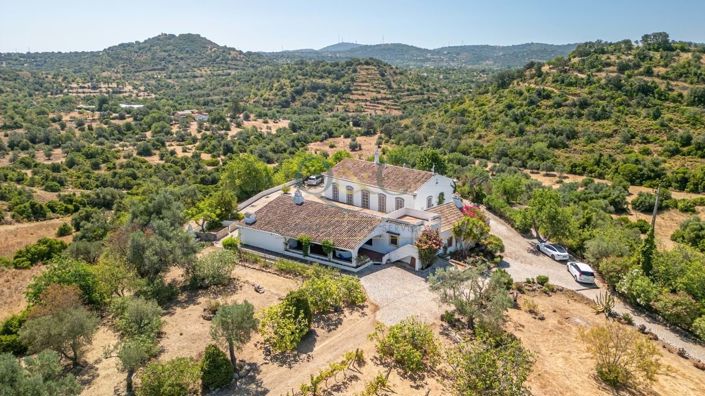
538, 242, 569, 261
567, 261, 596, 284
304, 174, 324, 186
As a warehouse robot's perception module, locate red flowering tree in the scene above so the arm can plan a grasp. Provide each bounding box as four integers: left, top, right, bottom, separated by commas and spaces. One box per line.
461, 204, 488, 223
416, 227, 443, 269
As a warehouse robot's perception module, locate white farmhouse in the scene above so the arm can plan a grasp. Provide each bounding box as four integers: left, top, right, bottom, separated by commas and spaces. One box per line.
237, 155, 469, 272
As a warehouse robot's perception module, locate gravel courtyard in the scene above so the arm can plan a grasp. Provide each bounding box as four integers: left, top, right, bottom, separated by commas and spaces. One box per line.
359, 264, 448, 325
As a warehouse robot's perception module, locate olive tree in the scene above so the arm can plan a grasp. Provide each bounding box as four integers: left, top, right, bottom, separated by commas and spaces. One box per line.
210, 301, 258, 369
429, 265, 512, 334
19, 306, 99, 367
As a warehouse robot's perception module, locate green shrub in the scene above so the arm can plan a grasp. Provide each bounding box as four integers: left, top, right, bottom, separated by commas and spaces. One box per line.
616, 269, 660, 307
598, 256, 634, 286
55, 222, 73, 237
493, 268, 514, 290
370, 317, 440, 376
192, 250, 237, 288
535, 275, 549, 286
141, 279, 179, 306
111, 297, 163, 339
692, 316, 705, 341
299, 274, 366, 314
258, 298, 311, 353
652, 292, 701, 330
581, 323, 661, 390
677, 199, 696, 213
201, 344, 233, 391
0, 257, 11, 268
631, 191, 671, 213
137, 357, 201, 396
12, 238, 67, 268
221, 236, 240, 252
446, 331, 533, 395
283, 290, 313, 328
25, 257, 103, 306
0, 312, 28, 356
671, 216, 705, 253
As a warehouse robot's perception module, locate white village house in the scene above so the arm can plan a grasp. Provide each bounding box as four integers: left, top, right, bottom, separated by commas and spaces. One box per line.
237, 153, 468, 272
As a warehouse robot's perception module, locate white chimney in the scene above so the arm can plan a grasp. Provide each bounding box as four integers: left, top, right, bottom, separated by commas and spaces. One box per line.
374, 147, 380, 165
293, 189, 304, 205
452, 194, 463, 209
244, 212, 257, 225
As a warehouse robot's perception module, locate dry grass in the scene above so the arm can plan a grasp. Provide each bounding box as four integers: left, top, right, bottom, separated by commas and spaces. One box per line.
0, 266, 45, 321
308, 134, 381, 160
509, 291, 705, 396
0, 217, 73, 258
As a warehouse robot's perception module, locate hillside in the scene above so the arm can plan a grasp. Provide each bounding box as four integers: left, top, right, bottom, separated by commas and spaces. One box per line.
387, 33, 705, 192
262, 42, 577, 68
0, 33, 250, 74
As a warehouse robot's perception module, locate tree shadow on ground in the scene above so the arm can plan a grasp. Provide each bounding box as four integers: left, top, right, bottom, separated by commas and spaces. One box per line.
312, 311, 344, 332
75, 362, 100, 388
228, 361, 268, 396
258, 331, 316, 368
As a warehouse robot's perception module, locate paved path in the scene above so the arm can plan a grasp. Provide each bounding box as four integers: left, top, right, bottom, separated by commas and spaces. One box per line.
487, 211, 705, 362
359, 264, 447, 325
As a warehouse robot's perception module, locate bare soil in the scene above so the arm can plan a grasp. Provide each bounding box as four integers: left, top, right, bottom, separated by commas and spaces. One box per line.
0, 266, 45, 321
0, 217, 73, 258
510, 291, 705, 396
308, 134, 381, 160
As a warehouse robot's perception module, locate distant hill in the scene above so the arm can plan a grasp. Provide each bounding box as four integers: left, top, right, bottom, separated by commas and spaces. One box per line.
0, 33, 250, 74
320, 42, 364, 52
262, 42, 577, 68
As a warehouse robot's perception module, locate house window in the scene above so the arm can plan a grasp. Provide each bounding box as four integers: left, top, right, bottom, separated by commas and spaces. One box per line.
426, 195, 433, 208
361, 190, 370, 209
346, 186, 354, 205
332, 183, 339, 201
389, 234, 399, 246
395, 197, 404, 210
447, 237, 454, 247
378, 193, 386, 212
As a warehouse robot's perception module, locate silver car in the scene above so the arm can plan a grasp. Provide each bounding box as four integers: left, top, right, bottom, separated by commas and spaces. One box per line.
538, 242, 570, 261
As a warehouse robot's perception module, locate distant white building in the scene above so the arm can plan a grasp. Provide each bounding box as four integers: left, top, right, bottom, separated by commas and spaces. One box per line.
237, 156, 468, 272
119, 104, 144, 109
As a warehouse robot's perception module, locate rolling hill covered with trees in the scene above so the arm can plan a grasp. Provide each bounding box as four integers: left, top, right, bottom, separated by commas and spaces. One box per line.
262, 41, 577, 68
380, 33, 705, 192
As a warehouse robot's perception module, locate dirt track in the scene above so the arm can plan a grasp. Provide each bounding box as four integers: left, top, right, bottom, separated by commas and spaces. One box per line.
487, 210, 705, 362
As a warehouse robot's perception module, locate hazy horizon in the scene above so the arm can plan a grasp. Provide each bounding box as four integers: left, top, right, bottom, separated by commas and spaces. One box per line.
2, 0, 705, 53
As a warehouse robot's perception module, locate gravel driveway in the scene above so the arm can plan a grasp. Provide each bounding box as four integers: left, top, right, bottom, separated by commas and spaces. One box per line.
359, 264, 447, 325
487, 210, 705, 362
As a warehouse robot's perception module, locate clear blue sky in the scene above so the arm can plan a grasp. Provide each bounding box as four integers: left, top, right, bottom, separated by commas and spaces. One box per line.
2, 0, 705, 53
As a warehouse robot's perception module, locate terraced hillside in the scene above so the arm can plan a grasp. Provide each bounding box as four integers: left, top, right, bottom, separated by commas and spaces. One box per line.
338, 64, 402, 115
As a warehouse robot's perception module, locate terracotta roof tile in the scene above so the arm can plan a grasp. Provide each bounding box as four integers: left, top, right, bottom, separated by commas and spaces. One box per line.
239, 195, 380, 250
427, 202, 465, 232
329, 159, 434, 194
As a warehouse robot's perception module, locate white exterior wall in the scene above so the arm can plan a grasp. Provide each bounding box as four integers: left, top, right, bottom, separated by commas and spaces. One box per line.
360, 220, 422, 255
413, 174, 456, 211
324, 180, 414, 213
239, 227, 286, 253
439, 229, 458, 254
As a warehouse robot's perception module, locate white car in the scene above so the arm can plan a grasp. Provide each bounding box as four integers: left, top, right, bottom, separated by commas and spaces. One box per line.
567, 261, 596, 284
304, 174, 324, 186
538, 242, 570, 261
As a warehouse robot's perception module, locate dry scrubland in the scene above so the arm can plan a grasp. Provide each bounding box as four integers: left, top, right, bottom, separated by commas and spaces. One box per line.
512, 291, 705, 396
70, 261, 705, 396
